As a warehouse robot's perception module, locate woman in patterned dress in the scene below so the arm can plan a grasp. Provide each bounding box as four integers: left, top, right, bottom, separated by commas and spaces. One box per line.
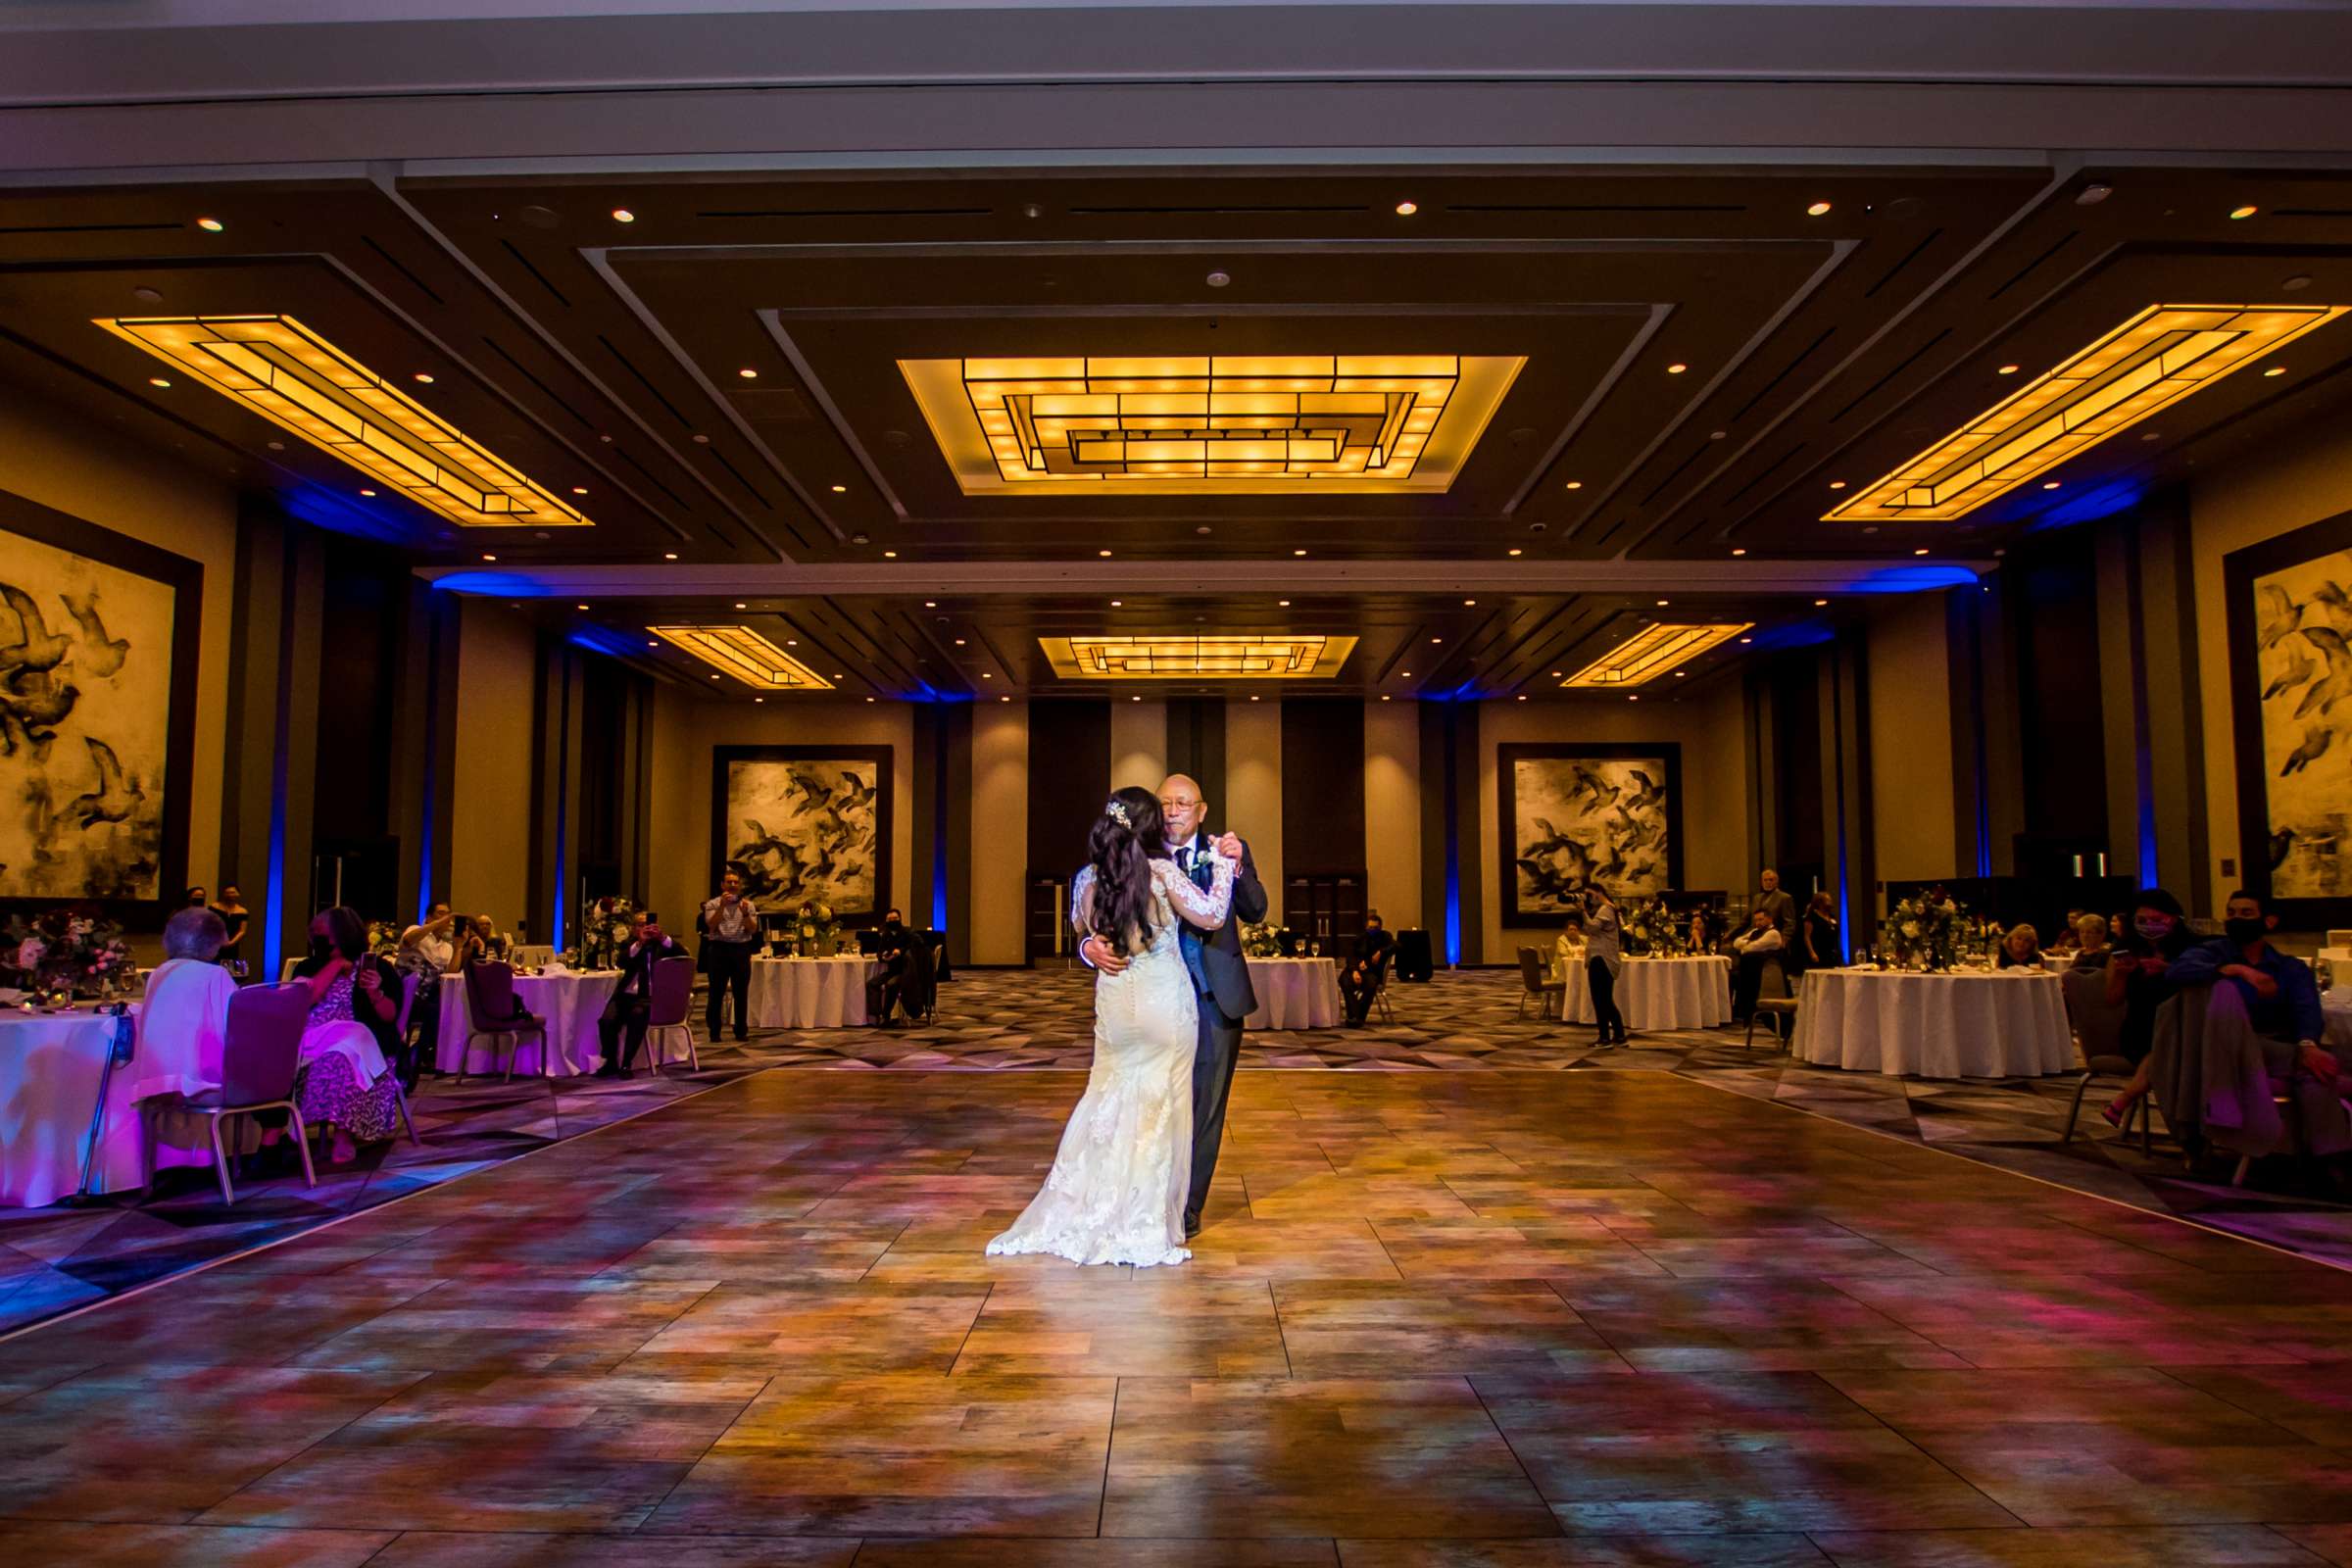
290, 906, 404, 1164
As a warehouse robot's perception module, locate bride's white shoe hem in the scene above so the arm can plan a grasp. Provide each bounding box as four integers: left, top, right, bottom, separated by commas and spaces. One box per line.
985, 1236, 1192, 1268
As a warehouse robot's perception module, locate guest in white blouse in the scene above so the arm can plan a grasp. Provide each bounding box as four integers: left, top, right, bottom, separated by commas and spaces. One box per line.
128, 906, 238, 1105
1730, 906, 1787, 1022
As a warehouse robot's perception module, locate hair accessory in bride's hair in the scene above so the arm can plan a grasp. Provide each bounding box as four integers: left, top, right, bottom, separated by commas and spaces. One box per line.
1104, 799, 1131, 827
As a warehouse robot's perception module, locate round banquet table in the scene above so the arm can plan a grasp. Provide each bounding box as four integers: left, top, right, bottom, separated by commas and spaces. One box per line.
1557, 954, 1733, 1031
748, 956, 877, 1028
1791, 965, 2076, 1079
436, 968, 623, 1076
0, 1005, 207, 1208
1243, 956, 1344, 1030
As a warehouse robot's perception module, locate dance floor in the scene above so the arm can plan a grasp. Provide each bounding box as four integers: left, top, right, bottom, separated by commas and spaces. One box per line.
7, 1065, 2352, 1564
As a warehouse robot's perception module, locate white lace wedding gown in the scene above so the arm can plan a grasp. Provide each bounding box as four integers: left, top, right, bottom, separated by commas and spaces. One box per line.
986, 854, 1235, 1267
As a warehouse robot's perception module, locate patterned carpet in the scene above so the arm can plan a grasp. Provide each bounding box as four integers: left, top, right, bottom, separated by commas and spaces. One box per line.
3, 967, 2348, 1341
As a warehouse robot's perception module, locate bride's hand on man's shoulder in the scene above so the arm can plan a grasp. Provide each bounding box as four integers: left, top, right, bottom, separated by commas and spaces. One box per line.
1213, 831, 1244, 860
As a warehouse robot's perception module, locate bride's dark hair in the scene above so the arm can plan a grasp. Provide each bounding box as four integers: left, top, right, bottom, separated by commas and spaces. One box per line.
1086, 785, 1166, 957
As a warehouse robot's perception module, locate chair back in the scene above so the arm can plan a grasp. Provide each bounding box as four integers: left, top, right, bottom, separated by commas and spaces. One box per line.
1756, 955, 1792, 1000
2060, 964, 2127, 1060
466, 960, 518, 1029
218, 983, 314, 1105
393, 968, 418, 1042
1517, 947, 1546, 993
904, 939, 940, 1016
647, 956, 696, 1027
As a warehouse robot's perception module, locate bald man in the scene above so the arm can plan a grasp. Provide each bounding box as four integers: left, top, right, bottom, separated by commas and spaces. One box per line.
1078, 772, 1267, 1239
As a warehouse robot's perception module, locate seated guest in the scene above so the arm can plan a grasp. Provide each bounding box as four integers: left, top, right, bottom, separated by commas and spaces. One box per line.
291, 906, 405, 1164
2068, 913, 2114, 969
1686, 908, 1716, 956
597, 911, 689, 1077
1553, 916, 1588, 981
1339, 910, 1395, 1026
395, 904, 458, 1085
866, 907, 913, 1026
1800, 891, 1839, 970
213, 883, 251, 974
1729, 906, 1786, 1021
128, 906, 238, 1106
1995, 923, 2045, 969
2101, 888, 2200, 1122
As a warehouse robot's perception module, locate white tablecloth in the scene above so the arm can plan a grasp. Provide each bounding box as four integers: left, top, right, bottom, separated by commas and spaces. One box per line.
1558, 955, 1733, 1031
1244, 956, 1344, 1030
1792, 966, 2075, 1079
436, 969, 623, 1076
749, 956, 876, 1028
0, 1006, 206, 1208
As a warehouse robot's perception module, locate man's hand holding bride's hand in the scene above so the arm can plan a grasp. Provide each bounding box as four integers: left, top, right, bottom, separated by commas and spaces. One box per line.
1081, 933, 1130, 974
1213, 831, 1244, 861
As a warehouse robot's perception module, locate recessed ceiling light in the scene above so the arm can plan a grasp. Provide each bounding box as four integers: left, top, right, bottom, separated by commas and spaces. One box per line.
1400, 671, 1412, 678
1828, 480, 1847, 490
2140, 431, 2162, 441
1431, 637, 1443, 644
647, 641, 658, 648
1396, 200, 1421, 216
1250, 694, 1262, 702
1914, 548, 1931, 556
196, 217, 225, 232
955, 638, 966, 645
576, 603, 589, 610
1674, 671, 1687, 678
1380, 694, 1391, 702
1000, 695, 1009, 702
1814, 599, 1830, 607
1293, 549, 1307, 557
734, 602, 747, 610
1464, 598, 1477, 606
266, 440, 284, 450
883, 550, 898, 558
412, 372, 435, 385
359, 488, 377, 497
1205, 270, 1231, 288
1551, 670, 1563, 677
981, 671, 992, 678
1996, 364, 2021, 375
2264, 366, 2286, 376
787, 639, 798, 646
693, 434, 710, 445
2230, 204, 2259, 220
1666, 363, 1688, 374
1564, 481, 1583, 491
612, 208, 635, 223
663, 552, 678, 560
147, 376, 171, 388
710, 674, 719, 681
1806, 201, 1832, 217
2042, 481, 2061, 490
738, 368, 759, 379
1740, 637, 1752, 645
570, 485, 588, 495
830, 484, 847, 493
1731, 548, 1747, 557
480, 553, 496, 562
833, 673, 844, 680
1507, 547, 1523, 557
867, 697, 877, 704
1628, 695, 1640, 703
1517, 694, 1529, 701
756, 697, 765, 704
1277, 599, 1291, 607
924, 600, 937, 607
1656, 599, 1670, 607
1099, 549, 1112, 558
1130, 695, 1141, 703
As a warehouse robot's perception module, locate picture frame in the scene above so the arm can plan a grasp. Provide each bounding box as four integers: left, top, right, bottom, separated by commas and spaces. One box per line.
0, 490, 201, 923
1498, 741, 1685, 926
2224, 504, 2352, 928
709, 744, 894, 926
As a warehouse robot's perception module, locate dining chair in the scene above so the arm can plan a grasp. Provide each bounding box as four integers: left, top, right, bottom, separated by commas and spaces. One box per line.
2058, 963, 2138, 1144
1516, 947, 1564, 1020
457, 961, 547, 1085
1744, 957, 1797, 1047
388, 970, 423, 1146
144, 982, 315, 1205
642, 956, 699, 1072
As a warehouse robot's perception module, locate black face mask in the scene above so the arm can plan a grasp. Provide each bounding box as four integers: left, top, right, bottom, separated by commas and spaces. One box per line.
2225, 917, 2268, 947
308, 934, 333, 959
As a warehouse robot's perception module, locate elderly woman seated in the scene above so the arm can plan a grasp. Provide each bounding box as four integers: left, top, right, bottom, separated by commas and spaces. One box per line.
127, 906, 246, 1173
291, 906, 407, 1164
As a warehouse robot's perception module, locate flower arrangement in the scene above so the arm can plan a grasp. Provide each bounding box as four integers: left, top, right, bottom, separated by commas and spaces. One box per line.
1240, 920, 1284, 958
1885, 888, 1970, 971
580, 897, 639, 968
367, 920, 403, 957
1621, 898, 1684, 956
789, 903, 841, 956
3, 906, 134, 998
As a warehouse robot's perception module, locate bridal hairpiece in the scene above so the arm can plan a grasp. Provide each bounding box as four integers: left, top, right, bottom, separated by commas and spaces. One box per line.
1104, 799, 1131, 826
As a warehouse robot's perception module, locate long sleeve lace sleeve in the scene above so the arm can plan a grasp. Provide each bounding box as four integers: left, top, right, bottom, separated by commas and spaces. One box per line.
1154, 856, 1236, 931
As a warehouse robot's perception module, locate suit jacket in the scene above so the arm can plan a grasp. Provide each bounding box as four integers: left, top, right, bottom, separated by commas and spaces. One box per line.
1755, 888, 1797, 933
1073, 830, 1268, 1023
612, 935, 688, 1001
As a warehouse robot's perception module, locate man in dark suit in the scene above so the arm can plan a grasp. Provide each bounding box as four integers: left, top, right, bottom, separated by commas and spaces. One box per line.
1339, 910, 1395, 1026
866, 907, 912, 1026
1078, 772, 1267, 1240
596, 911, 688, 1078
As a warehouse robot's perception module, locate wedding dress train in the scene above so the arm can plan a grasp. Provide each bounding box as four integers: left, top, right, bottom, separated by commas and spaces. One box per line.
986, 854, 1235, 1267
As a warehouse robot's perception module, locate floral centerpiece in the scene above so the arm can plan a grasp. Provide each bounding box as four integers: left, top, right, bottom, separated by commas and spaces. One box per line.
367, 919, 403, 957
1621, 898, 1681, 956
4, 906, 135, 999
1885, 888, 1970, 971
1240, 920, 1284, 958
580, 898, 639, 969
789, 902, 840, 956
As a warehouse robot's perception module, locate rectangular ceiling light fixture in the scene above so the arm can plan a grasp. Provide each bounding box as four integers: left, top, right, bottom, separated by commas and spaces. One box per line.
903, 354, 1522, 495
1562, 623, 1752, 689
95, 315, 592, 528
651, 626, 835, 690
1041, 634, 1358, 680
1826, 303, 2347, 523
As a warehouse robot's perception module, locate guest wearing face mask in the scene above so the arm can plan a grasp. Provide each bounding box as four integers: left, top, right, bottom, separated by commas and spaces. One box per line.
2099, 888, 2205, 1127
865, 907, 913, 1027
2159, 891, 2343, 1163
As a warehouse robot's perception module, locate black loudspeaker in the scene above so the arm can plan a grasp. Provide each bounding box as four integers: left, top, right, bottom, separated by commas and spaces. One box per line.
1393, 928, 1435, 982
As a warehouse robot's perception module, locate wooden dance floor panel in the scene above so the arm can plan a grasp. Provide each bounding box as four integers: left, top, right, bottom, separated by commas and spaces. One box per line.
5, 1068, 2352, 1565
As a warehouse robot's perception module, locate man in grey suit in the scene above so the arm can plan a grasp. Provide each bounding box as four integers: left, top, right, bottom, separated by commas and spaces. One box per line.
1078, 772, 1268, 1239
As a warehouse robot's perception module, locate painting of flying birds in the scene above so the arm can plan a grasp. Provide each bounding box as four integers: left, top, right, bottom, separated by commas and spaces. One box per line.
1499, 744, 1684, 923
2247, 546, 2352, 903
710, 746, 893, 922
0, 501, 196, 907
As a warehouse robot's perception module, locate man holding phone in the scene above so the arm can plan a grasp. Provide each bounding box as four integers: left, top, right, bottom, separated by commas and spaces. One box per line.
699, 871, 760, 1042
598, 910, 688, 1077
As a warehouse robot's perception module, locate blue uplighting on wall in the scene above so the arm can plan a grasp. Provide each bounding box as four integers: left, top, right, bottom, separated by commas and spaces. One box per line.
1839, 564, 1980, 593
2034, 478, 2148, 531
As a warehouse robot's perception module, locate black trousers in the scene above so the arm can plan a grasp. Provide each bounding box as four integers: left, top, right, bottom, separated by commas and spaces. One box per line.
1186, 989, 1247, 1229
599, 994, 652, 1072
1733, 950, 1777, 1020
1588, 956, 1627, 1042
865, 955, 907, 1023
704, 940, 755, 1039
1339, 967, 1378, 1023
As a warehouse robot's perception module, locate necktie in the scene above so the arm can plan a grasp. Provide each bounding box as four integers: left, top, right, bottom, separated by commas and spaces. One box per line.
1175, 842, 1211, 992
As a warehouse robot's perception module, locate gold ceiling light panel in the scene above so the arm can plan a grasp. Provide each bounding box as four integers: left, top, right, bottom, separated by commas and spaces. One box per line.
94, 315, 592, 529
1041, 634, 1358, 680
902, 354, 1523, 495
1826, 303, 2347, 523
1562, 623, 1752, 689
650, 626, 835, 691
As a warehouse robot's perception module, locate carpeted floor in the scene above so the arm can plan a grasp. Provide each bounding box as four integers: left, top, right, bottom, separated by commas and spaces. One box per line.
2, 967, 2347, 1341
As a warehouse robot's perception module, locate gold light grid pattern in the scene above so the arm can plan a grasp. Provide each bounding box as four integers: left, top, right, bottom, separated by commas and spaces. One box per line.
902, 354, 1523, 495
651, 626, 835, 691
1562, 623, 1752, 689
1826, 303, 2348, 523
1041, 634, 1358, 680
95, 315, 592, 529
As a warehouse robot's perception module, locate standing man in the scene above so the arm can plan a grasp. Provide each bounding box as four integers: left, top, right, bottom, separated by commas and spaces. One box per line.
598, 910, 688, 1077
1078, 773, 1267, 1240
699, 870, 761, 1043
1754, 868, 1797, 936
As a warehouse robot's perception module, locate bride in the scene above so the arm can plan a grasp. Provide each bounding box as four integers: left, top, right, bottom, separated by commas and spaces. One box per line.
987, 785, 1235, 1267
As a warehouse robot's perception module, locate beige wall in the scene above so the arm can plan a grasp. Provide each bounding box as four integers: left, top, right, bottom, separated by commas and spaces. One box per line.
969, 701, 1030, 964
1108, 698, 1166, 793
643, 686, 917, 938
0, 381, 240, 900
448, 598, 539, 927
2192, 419, 2352, 909
1225, 699, 1284, 905
1478, 687, 1752, 962
1363, 697, 1421, 925
1866, 594, 1960, 883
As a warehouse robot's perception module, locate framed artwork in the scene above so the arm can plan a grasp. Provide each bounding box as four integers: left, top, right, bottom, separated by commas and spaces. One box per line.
710, 745, 893, 923
2226, 506, 2352, 926
0, 491, 200, 918
1499, 742, 1685, 925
